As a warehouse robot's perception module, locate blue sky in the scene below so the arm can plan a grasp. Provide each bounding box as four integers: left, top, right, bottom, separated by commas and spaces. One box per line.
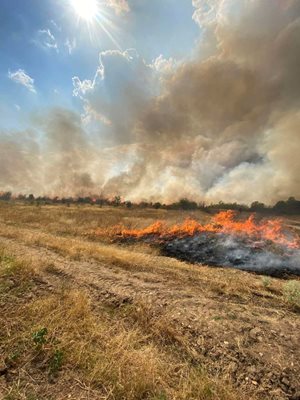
0, 0, 199, 131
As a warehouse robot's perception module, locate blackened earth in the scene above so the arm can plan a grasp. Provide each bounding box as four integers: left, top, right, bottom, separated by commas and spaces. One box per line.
160, 232, 300, 277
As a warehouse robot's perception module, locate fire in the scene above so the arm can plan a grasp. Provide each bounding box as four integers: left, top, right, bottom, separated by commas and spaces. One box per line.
97, 211, 299, 249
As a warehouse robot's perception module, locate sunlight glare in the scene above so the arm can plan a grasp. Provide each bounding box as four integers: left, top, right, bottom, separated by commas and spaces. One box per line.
71, 0, 98, 21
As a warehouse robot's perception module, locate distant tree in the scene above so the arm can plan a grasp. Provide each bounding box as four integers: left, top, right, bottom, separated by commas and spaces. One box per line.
198, 201, 206, 210
138, 201, 150, 208
125, 201, 132, 208
283, 197, 300, 214
113, 195, 121, 207
153, 202, 162, 209
251, 201, 266, 211
0, 192, 12, 201
78, 196, 91, 204
96, 197, 105, 207
274, 200, 286, 213
178, 198, 198, 210
287, 197, 296, 204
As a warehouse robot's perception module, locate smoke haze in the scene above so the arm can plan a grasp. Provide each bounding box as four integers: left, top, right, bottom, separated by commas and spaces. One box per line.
1, 0, 300, 203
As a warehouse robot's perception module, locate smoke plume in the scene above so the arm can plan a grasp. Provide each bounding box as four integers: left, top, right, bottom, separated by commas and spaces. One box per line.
1, 0, 300, 203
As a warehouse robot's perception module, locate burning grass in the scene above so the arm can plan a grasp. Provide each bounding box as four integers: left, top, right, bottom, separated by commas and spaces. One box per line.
91, 211, 300, 277
96, 211, 299, 248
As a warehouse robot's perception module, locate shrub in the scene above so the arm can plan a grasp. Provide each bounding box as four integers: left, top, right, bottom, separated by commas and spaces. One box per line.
262, 277, 271, 288
49, 349, 64, 374
32, 327, 48, 347
283, 280, 300, 308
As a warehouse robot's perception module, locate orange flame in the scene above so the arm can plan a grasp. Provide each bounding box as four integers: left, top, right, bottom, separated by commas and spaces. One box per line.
93, 211, 300, 249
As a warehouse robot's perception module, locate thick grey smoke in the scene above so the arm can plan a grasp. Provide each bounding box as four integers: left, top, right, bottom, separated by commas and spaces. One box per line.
1, 0, 300, 203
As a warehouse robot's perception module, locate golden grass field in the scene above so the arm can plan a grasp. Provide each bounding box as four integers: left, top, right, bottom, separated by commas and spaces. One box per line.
0, 202, 299, 400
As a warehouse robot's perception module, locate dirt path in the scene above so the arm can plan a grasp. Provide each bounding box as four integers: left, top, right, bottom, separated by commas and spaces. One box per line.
1, 233, 299, 400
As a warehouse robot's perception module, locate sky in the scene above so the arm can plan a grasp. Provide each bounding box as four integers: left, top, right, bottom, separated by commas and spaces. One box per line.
0, 0, 198, 130
1, 0, 300, 204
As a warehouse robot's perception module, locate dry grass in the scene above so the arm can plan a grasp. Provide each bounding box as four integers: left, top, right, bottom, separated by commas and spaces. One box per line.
0, 218, 287, 304
1, 202, 299, 400
0, 202, 212, 238
0, 248, 241, 400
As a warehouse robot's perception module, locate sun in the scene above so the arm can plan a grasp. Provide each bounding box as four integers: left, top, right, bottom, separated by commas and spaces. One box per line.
71, 0, 98, 21
69, 0, 121, 49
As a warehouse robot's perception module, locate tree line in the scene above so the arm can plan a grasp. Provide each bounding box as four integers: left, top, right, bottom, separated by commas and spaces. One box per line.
0, 192, 299, 215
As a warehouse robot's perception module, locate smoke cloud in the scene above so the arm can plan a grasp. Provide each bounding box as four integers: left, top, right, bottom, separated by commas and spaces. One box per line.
1, 0, 300, 203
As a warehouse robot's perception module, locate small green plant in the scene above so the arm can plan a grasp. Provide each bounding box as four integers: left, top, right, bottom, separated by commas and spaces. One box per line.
283, 280, 300, 308
152, 393, 167, 400
7, 350, 21, 364
0, 253, 19, 275
32, 327, 48, 347
10, 352, 19, 361
262, 276, 271, 288
212, 315, 222, 321
49, 349, 64, 374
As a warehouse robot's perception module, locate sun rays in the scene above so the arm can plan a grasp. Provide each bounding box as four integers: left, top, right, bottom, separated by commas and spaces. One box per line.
69, 0, 121, 49
70, 0, 98, 21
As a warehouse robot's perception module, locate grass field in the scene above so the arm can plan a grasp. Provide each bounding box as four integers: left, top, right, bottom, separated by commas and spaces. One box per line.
0, 202, 299, 400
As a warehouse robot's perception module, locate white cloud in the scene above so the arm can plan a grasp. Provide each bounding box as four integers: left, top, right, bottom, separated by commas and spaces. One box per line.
192, 0, 217, 26
37, 29, 58, 51
151, 55, 178, 75
65, 38, 76, 55
8, 69, 36, 93
36, 27, 75, 55
72, 77, 93, 98
50, 19, 61, 32
15, 104, 21, 111
105, 0, 129, 14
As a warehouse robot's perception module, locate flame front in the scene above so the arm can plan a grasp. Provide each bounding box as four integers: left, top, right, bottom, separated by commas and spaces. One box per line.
96, 211, 299, 249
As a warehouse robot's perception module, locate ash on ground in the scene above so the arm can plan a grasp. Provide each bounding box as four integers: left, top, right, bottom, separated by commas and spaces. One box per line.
161, 233, 300, 277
